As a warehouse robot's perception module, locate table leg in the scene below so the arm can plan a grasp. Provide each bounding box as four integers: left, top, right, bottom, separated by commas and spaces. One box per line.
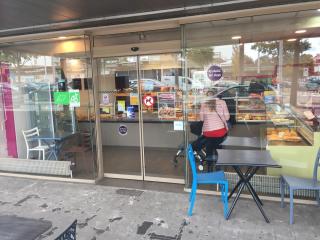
245, 175, 270, 223
235, 166, 269, 223
228, 167, 252, 200
226, 181, 246, 220
234, 167, 263, 206
42, 140, 56, 160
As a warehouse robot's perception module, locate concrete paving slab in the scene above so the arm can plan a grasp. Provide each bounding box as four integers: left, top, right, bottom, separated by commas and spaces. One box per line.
0, 176, 318, 240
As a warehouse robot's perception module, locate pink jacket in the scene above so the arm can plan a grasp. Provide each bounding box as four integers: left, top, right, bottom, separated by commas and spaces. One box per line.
200, 99, 230, 132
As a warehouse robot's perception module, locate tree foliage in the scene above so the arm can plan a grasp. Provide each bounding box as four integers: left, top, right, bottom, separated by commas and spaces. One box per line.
187, 47, 214, 68
0, 49, 33, 67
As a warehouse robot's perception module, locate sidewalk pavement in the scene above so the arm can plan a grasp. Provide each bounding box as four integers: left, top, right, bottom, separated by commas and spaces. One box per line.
0, 176, 318, 240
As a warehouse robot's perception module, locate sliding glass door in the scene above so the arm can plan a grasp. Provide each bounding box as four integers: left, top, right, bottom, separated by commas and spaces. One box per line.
98, 53, 185, 182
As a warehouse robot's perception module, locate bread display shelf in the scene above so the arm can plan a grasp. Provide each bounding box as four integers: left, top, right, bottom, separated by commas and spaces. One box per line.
237, 120, 271, 123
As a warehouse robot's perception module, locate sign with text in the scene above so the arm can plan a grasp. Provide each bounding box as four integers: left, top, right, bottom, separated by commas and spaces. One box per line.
157, 92, 176, 119
207, 65, 223, 81
118, 125, 128, 135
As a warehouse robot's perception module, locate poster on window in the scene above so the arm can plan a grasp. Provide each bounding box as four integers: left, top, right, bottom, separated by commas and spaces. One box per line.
157, 92, 176, 119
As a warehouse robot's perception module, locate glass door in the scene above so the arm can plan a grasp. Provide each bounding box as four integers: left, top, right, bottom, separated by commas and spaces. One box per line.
140, 53, 185, 182
98, 56, 143, 179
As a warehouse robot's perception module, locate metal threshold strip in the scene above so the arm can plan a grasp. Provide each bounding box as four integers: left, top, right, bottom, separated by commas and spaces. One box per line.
0, 0, 259, 34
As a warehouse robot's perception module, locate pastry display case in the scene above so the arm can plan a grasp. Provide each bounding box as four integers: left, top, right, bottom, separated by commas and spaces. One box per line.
235, 96, 314, 146
236, 97, 267, 122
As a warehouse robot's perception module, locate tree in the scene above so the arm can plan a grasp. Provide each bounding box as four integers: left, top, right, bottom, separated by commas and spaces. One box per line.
251, 40, 312, 106
231, 45, 254, 80
187, 47, 214, 69
0, 49, 33, 82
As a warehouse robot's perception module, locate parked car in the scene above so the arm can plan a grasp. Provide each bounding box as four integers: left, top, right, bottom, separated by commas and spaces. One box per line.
305, 76, 320, 91
129, 79, 167, 91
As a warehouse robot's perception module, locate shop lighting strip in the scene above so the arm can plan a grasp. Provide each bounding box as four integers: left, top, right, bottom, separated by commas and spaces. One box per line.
0, 0, 259, 34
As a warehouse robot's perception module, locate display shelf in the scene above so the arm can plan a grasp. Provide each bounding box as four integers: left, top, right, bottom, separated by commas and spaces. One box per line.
237, 120, 270, 123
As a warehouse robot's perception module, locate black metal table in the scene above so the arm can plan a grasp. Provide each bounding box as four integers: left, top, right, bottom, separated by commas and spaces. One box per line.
216, 149, 281, 223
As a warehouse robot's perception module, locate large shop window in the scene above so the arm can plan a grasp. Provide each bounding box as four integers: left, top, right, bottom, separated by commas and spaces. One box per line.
0, 36, 96, 179
185, 9, 320, 183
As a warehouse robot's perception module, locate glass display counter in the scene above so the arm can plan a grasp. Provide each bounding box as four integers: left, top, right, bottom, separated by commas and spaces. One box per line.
235, 96, 314, 146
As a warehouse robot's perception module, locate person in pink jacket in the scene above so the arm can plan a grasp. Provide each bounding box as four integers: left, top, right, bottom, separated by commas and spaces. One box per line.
199, 97, 230, 171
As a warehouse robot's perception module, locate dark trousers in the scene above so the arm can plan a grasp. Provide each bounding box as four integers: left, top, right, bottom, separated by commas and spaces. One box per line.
205, 134, 227, 172
192, 134, 227, 172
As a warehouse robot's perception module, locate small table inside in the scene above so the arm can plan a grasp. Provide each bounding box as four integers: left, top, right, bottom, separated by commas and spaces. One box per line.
216, 149, 281, 223
32, 131, 77, 160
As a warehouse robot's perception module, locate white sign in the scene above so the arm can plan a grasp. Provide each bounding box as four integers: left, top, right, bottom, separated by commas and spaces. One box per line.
69, 90, 80, 107
102, 93, 110, 105
174, 121, 184, 131
161, 75, 175, 86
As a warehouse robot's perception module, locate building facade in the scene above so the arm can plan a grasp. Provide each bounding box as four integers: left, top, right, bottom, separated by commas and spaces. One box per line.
0, 1, 320, 198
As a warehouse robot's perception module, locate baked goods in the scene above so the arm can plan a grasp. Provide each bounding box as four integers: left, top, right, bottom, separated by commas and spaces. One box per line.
237, 113, 267, 121
266, 128, 302, 142
271, 118, 295, 126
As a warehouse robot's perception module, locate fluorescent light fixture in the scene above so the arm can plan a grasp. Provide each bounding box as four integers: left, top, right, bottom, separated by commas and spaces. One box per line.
287, 38, 297, 42
295, 30, 306, 34
232, 36, 242, 40
58, 36, 67, 39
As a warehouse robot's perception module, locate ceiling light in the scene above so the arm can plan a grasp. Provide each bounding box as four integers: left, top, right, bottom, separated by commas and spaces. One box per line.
232, 36, 242, 40
58, 36, 67, 39
317, 9, 320, 12
287, 38, 297, 42
295, 30, 306, 34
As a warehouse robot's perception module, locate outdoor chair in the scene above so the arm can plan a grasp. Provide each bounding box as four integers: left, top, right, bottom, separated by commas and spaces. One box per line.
187, 144, 228, 218
55, 219, 77, 240
22, 127, 51, 160
280, 148, 320, 224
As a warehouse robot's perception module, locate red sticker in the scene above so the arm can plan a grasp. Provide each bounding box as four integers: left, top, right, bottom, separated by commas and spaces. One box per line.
143, 95, 154, 107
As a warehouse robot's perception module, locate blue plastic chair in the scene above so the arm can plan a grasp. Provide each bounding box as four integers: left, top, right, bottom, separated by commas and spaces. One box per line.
280, 148, 320, 224
187, 144, 228, 218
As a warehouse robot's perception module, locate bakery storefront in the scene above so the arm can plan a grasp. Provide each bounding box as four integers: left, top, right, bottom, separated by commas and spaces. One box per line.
0, 6, 320, 197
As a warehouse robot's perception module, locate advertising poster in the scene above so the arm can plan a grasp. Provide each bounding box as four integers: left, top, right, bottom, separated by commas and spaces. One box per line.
157, 92, 176, 119
117, 100, 126, 112
130, 93, 139, 105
